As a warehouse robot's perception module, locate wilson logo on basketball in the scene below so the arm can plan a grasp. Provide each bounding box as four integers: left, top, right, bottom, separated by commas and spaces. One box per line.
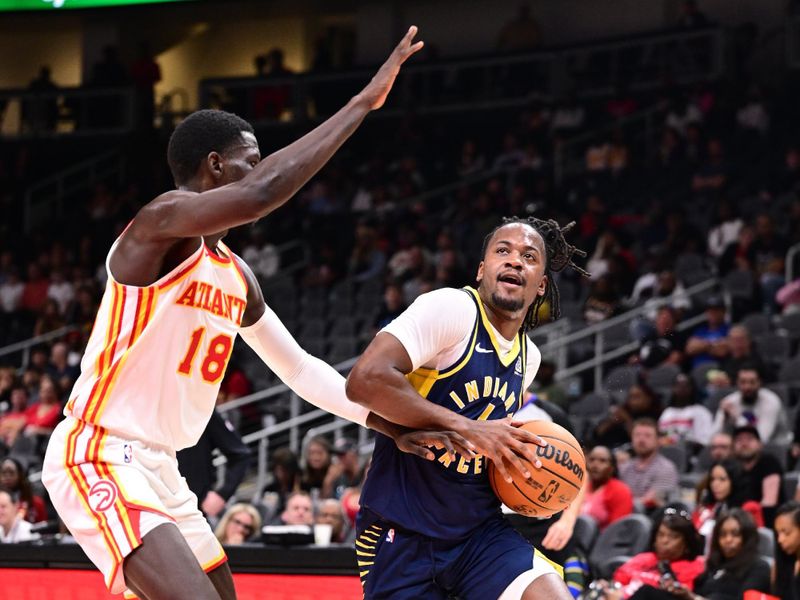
535, 444, 585, 482
88, 480, 118, 513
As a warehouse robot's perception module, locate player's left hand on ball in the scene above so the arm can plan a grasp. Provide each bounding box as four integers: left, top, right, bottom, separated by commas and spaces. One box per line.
395, 430, 475, 461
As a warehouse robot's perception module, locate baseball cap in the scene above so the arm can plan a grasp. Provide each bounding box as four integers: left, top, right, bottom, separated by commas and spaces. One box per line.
332, 438, 357, 455
732, 425, 760, 441
705, 295, 725, 310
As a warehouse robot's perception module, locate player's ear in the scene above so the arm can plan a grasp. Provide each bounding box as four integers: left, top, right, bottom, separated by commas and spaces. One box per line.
207, 151, 224, 181
538, 274, 547, 297
475, 261, 484, 285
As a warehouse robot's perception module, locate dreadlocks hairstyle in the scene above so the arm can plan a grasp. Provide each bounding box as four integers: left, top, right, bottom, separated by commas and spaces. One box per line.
167, 109, 255, 186
480, 216, 589, 331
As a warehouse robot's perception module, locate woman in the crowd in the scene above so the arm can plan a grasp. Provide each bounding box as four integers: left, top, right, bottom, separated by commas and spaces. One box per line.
259, 446, 301, 519
692, 459, 763, 544
665, 508, 770, 600
580, 445, 634, 530
0, 487, 37, 543
300, 435, 332, 494
214, 503, 262, 546
774, 500, 800, 600
0, 457, 46, 523
593, 382, 662, 449
594, 508, 705, 599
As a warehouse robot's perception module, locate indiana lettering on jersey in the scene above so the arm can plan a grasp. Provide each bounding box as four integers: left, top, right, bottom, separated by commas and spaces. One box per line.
436, 448, 486, 476
175, 280, 246, 325
536, 444, 585, 483
448, 376, 518, 412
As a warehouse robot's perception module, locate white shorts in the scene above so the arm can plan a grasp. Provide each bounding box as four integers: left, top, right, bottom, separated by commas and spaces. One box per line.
42, 416, 226, 596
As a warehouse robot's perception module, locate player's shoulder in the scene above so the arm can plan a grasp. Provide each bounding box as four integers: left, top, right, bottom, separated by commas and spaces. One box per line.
410, 287, 476, 313
126, 190, 197, 241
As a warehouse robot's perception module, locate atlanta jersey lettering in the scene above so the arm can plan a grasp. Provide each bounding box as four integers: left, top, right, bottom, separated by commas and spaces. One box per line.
360, 287, 533, 539
64, 239, 248, 451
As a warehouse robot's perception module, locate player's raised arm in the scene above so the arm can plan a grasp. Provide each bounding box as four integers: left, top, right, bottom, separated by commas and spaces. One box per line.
137, 27, 424, 242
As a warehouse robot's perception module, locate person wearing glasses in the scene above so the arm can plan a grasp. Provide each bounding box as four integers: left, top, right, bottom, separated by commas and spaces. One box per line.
593, 508, 704, 599
214, 504, 261, 546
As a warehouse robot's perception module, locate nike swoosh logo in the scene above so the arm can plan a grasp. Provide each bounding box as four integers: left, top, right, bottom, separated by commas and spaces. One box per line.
475, 344, 493, 354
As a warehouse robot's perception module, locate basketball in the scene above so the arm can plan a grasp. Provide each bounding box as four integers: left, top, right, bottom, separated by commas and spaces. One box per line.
488, 421, 586, 518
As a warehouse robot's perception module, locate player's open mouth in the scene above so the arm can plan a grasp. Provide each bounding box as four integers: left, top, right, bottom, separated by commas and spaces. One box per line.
498, 272, 524, 287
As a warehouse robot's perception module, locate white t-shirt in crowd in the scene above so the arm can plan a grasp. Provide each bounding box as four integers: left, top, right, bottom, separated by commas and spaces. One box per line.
658, 404, 714, 445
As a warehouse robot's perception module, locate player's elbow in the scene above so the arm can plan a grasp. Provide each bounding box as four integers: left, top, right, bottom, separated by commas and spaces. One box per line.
345, 360, 379, 408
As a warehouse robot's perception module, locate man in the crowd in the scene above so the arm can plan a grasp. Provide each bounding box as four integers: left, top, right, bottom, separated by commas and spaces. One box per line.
711, 364, 788, 443
619, 418, 679, 511
278, 491, 314, 526
684, 296, 729, 369
733, 424, 784, 525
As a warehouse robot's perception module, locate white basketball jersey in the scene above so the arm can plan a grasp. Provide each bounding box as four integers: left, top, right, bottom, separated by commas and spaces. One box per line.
65, 239, 248, 451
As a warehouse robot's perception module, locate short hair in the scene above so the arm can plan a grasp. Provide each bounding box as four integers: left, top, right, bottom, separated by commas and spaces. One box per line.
631, 417, 659, 433
480, 217, 589, 331
167, 109, 254, 186
736, 362, 761, 379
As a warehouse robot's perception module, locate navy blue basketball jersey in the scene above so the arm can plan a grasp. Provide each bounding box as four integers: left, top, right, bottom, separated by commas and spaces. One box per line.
360, 287, 529, 539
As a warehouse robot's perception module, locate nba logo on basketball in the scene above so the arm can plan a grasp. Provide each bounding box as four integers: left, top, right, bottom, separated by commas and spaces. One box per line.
123, 444, 133, 464
537, 480, 560, 503
386, 529, 395, 543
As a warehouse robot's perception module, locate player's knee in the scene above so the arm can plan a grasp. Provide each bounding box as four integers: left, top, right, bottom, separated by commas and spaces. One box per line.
521, 573, 572, 600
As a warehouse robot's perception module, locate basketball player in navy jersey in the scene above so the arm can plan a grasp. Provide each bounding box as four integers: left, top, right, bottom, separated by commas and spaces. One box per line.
346, 217, 588, 600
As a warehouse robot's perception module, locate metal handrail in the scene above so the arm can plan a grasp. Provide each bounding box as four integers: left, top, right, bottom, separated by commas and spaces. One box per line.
0, 325, 79, 368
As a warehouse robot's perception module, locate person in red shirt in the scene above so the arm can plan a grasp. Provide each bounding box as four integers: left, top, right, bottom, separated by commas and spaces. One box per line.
595, 508, 705, 599
24, 375, 61, 437
580, 445, 634, 530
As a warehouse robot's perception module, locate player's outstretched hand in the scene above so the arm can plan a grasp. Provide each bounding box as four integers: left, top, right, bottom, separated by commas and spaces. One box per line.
359, 26, 424, 110
458, 417, 546, 483
395, 430, 476, 461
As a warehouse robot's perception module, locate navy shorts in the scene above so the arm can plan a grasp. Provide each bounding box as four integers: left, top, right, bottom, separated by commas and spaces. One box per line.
356, 508, 555, 600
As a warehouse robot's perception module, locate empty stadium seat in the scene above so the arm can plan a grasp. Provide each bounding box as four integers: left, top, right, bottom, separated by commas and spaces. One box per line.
589, 514, 652, 575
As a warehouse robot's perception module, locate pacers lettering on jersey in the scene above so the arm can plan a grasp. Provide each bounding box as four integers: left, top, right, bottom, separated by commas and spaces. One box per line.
175, 280, 246, 325
448, 376, 517, 412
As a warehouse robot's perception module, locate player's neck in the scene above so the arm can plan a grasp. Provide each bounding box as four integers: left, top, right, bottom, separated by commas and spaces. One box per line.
480, 300, 524, 340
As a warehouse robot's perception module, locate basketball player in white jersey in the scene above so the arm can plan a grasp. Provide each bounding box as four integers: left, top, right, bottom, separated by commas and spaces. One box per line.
40, 28, 470, 600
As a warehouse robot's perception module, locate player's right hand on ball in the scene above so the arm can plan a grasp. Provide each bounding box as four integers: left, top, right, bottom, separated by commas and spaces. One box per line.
359, 26, 424, 110
395, 430, 476, 462
459, 416, 546, 483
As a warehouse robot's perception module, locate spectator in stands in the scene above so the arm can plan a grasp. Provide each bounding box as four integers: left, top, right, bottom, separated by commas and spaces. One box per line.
33, 299, 64, 337
707, 199, 743, 259
315, 498, 348, 544
718, 224, 756, 277
619, 419, 679, 511
65, 284, 99, 328
300, 435, 332, 494
712, 365, 787, 443
347, 222, 386, 283
0, 384, 29, 450
214, 503, 261, 545
708, 432, 733, 462
658, 373, 713, 451
551, 93, 586, 135
692, 459, 763, 546
496, 4, 541, 52
240, 227, 279, 280
374, 283, 406, 332
278, 491, 314, 526
736, 85, 770, 137
322, 437, 362, 500
23, 375, 61, 441
665, 94, 703, 137
752, 213, 788, 313
20, 262, 49, 316
531, 360, 569, 410
0, 457, 46, 524
260, 446, 300, 519
580, 446, 633, 530
129, 42, 161, 129
176, 408, 251, 524
692, 138, 728, 194
46, 269, 74, 316
47, 342, 79, 393
684, 296, 729, 369
774, 501, 800, 599
689, 509, 771, 600
24, 65, 59, 134
718, 325, 772, 384
777, 277, 800, 315
596, 508, 704, 599
583, 275, 622, 324
732, 425, 784, 526
594, 383, 662, 449
0, 487, 37, 543
636, 306, 687, 369
0, 266, 24, 318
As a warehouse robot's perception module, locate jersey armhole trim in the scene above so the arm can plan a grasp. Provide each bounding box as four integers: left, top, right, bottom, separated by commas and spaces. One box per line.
105, 237, 205, 291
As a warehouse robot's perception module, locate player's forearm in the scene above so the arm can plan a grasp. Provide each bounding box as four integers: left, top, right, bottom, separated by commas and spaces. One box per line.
245, 96, 371, 218
346, 364, 466, 433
